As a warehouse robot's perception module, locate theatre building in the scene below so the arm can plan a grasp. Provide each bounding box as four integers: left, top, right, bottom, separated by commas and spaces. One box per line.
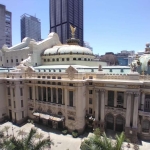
0, 30, 150, 142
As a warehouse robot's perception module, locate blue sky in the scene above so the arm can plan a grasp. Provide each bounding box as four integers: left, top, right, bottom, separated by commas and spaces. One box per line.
0, 0, 150, 55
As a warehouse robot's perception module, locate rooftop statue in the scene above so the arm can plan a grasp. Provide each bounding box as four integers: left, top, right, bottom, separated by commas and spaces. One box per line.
13, 54, 35, 72
130, 63, 137, 72
70, 24, 76, 38
98, 64, 103, 71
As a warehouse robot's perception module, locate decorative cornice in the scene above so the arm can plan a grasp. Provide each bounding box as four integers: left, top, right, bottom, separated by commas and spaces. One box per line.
94, 83, 105, 87
133, 92, 140, 97
127, 85, 140, 89
126, 91, 133, 95
99, 89, 105, 92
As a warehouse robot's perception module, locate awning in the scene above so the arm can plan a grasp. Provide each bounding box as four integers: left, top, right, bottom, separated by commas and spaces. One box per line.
33, 112, 63, 122
33, 112, 40, 117
40, 114, 49, 120
49, 116, 62, 122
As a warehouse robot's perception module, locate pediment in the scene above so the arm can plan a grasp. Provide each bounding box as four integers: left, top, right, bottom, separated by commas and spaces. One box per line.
65, 65, 78, 80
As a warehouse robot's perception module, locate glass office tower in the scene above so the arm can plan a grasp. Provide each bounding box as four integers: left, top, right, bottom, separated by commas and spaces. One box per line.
21, 14, 41, 42
50, 0, 83, 46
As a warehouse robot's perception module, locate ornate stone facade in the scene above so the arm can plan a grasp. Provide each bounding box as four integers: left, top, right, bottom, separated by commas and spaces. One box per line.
1, 33, 150, 141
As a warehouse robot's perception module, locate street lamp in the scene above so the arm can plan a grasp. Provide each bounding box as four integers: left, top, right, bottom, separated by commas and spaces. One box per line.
48, 132, 51, 150
12, 126, 14, 137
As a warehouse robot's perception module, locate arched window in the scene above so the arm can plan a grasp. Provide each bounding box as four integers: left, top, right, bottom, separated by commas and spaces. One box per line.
58, 112, 62, 116
142, 120, 149, 132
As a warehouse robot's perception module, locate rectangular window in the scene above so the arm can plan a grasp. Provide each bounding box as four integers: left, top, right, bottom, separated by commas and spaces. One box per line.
145, 94, 150, 112
8, 87, 10, 95
89, 108, 92, 114
47, 76, 50, 79
68, 116, 75, 120
8, 99, 11, 106
14, 101, 16, 108
89, 90, 93, 94
21, 100, 23, 107
13, 88, 15, 97
62, 58, 64, 61
117, 92, 124, 108
89, 98, 92, 104
11, 59, 13, 63
52, 76, 56, 79
69, 83, 73, 86
108, 91, 114, 107
38, 87, 41, 100
66, 58, 69, 61
69, 91, 73, 107
20, 88, 23, 96
29, 87, 32, 99
29, 108, 34, 111
89, 76, 93, 79
16, 59, 18, 62
22, 111, 24, 118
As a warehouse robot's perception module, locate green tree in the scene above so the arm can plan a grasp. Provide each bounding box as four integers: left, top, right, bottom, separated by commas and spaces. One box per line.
2, 128, 53, 150
81, 128, 126, 150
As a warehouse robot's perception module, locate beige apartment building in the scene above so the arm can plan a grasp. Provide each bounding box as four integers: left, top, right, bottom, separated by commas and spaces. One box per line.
0, 31, 150, 142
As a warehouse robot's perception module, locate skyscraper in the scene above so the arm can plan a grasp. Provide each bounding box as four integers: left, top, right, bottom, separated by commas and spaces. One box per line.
50, 0, 83, 46
21, 13, 41, 42
0, 4, 12, 48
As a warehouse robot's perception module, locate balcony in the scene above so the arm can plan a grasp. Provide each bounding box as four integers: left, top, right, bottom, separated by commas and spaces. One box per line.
139, 110, 150, 117
67, 105, 76, 111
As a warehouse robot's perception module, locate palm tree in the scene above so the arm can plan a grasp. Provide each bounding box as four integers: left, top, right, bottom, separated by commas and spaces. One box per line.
81, 128, 126, 150
34, 132, 44, 142
17, 129, 27, 140
114, 132, 125, 150
2, 128, 53, 150
3, 126, 10, 137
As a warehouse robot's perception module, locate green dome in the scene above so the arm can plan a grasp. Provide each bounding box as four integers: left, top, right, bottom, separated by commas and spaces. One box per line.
131, 53, 150, 74
139, 54, 150, 71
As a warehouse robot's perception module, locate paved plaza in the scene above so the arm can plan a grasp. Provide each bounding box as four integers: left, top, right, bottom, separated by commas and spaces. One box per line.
0, 122, 150, 150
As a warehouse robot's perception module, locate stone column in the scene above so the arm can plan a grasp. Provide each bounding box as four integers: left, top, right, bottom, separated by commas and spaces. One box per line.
64, 88, 68, 126
100, 89, 105, 122
56, 88, 58, 104
95, 89, 99, 121
123, 92, 126, 108
41, 87, 43, 101
141, 92, 145, 111
105, 90, 108, 105
133, 93, 139, 128
37, 86, 39, 100
114, 91, 117, 107
62, 88, 64, 104
32, 85, 35, 108
51, 88, 53, 102
125, 91, 132, 127
100, 89, 105, 131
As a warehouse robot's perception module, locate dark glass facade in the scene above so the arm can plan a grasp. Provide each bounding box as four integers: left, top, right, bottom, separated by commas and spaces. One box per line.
50, 0, 83, 46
